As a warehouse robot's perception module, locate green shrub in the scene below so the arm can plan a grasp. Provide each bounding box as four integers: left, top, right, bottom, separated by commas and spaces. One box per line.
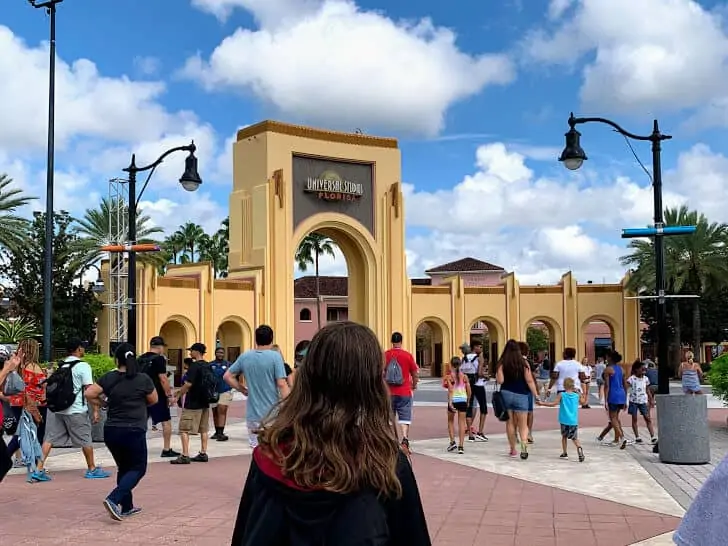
43, 353, 116, 382
707, 354, 728, 405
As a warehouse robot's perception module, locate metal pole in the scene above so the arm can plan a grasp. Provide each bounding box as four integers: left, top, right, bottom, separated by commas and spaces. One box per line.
42, 2, 58, 363
651, 119, 669, 395
127, 158, 137, 348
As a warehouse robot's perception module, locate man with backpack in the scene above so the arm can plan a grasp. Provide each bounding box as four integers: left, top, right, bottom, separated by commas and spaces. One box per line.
40, 338, 111, 479
384, 332, 418, 452
138, 336, 180, 458
170, 343, 217, 465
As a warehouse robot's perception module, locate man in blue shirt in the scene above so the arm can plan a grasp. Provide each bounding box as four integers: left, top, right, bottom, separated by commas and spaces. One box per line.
210, 347, 233, 442
224, 325, 290, 448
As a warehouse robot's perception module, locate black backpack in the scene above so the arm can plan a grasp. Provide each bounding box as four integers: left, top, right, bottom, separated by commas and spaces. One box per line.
137, 355, 156, 377
197, 363, 220, 404
45, 359, 82, 413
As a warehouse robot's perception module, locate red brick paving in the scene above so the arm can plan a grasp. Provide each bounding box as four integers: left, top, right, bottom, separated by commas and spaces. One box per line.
0, 449, 679, 545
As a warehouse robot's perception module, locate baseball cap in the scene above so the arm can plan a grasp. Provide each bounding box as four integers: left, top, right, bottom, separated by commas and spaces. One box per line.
150, 336, 166, 347
187, 342, 207, 354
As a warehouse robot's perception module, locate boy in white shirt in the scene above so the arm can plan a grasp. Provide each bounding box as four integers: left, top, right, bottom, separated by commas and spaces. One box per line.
546, 348, 587, 398
627, 360, 656, 445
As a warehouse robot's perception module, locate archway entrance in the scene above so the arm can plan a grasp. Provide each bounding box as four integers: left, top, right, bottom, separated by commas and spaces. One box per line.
416, 319, 447, 376
468, 317, 504, 364
159, 319, 188, 386
525, 319, 559, 368
216, 319, 246, 361
227, 122, 410, 362
581, 317, 615, 363
293, 230, 350, 346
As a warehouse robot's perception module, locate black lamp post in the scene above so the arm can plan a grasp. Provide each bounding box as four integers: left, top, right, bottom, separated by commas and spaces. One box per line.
558, 113, 674, 395
29, 0, 63, 363
78, 263, 106, 294
122, 143, 202, 348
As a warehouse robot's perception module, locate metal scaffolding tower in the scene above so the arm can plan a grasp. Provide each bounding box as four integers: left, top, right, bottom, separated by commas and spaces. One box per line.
108, 178, 129, 346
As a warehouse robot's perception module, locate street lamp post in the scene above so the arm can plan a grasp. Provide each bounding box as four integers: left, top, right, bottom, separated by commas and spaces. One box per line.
122, 143, 202, 348
559, 113, 674, 395
29, 0, 63, 363
559, 113, 709, 465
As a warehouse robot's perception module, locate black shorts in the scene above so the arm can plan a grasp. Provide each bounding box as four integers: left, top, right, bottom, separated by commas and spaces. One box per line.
451, 401, 468, 413
466, 375, 488, 418
561, 424, 578, 440
148, 398, 171, 425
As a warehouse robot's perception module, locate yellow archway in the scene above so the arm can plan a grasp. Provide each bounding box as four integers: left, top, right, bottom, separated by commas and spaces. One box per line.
579, 314, 621, 362
415, 316, 450, 376
216, 315, 253, 361
467, 315, 505, 362
292, 213, 379, 333
159, 315, 196, 386
522, 315, 563, 362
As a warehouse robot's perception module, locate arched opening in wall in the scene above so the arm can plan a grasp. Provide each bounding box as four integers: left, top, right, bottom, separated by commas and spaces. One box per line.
294, 228, 362, 351
468, 318, 502, 364
416, 320, 445, 376
217, 320, 245, 362
583, 318, 615, 364
159, 319, 188, 387
527, 320, 555, 370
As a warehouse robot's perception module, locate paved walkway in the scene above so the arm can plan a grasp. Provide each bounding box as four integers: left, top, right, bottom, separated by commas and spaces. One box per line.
2, 402, 725, 545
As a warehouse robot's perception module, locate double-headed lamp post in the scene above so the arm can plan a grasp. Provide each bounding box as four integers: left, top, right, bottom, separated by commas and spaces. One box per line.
122, 143, 202, 348
558, 113, 675, 395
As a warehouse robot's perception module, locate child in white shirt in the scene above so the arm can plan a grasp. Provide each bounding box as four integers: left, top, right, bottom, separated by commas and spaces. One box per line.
627, 360, 656, 445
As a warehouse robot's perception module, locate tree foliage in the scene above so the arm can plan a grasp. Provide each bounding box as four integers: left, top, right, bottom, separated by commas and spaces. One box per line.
2, 211, 102, 348
526, 326, 549, 354
295, 232, 338, 329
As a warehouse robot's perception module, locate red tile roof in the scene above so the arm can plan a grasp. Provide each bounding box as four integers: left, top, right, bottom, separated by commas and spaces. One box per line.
294, 276, 348, 298
425, 257, 504, 274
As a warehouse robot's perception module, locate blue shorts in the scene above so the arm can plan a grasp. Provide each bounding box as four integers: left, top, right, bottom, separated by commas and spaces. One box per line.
528, 393, 534, 412
500, 390, 530, 413
148, 398, 171, 425
628, 402, 649, 417
391, 395, 413, 424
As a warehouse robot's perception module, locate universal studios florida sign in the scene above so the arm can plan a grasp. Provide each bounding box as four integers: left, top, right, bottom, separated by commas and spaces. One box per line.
304, 172, 364, 202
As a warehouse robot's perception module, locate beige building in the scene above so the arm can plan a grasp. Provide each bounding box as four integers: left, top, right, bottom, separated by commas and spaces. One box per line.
97, 121, 641, 380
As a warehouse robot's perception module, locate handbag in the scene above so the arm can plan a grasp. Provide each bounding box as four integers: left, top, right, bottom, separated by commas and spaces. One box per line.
3, 370, 25, 396
492, 382, 509, 422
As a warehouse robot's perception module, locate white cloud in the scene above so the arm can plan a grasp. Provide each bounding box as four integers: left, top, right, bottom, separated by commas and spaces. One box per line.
0, 25, 231, 230
133, 56, 162, 76
399, 140, 728, 284
139, 193, 228, 236
184, 0, 514, 136
192, 0, 322, 27
524, 0, 728, 118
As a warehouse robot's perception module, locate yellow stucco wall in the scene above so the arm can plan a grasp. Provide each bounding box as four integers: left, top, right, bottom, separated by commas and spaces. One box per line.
97, 121, 641, 373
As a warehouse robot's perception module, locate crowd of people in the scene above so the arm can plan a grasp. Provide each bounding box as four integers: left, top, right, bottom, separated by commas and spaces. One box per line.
0, 322, 712, 544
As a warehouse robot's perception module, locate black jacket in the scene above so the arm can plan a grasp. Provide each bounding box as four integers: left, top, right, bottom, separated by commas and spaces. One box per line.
231, 448, 431, 546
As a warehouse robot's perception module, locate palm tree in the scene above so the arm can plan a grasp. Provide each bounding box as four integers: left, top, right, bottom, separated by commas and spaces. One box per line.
199, 232, 228, 278
621, 205, 728, 364
175, 222, 205, 262
162, 232, 186, 265
0, 173, 35, 253
295, 232, 337, 329
70, 197, 165, 269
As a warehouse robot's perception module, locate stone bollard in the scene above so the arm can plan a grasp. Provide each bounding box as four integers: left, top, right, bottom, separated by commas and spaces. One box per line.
656, 394, 710, 465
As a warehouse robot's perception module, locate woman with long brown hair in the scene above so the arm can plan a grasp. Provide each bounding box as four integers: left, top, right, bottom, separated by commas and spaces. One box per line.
230, 321, 430, 546
496, 339, 540, 460
6, 339, 48, 467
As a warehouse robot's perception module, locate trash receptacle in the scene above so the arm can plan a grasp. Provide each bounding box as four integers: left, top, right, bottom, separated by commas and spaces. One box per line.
657, 394, 710, 465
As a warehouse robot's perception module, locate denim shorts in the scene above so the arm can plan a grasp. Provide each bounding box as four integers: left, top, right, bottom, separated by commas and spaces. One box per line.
500, 390, 530, 413
391, 395, 413, 424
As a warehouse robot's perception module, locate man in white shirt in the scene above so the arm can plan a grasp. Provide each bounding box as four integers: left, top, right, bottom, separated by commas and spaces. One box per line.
41, 338, 110, 479
547, 347, 587, 396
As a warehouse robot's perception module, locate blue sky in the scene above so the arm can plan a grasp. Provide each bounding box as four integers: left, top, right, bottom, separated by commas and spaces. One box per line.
2, 0, 728, 283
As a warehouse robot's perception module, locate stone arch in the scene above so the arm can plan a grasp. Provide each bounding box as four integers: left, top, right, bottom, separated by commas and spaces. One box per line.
293, 213, 379, 332
580, 314, 621, 363
522, 315, 563, 362
216, 315, 253, 362
415, 316, 450, 376
159, 315, 196, 386
467, 316, 506, 362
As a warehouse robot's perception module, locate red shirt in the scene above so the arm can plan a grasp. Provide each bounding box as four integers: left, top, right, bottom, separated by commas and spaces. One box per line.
9, 367, 46, 407
384, 348, 418, 397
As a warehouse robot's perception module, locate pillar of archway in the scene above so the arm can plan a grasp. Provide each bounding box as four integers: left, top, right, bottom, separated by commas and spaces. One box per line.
227, 121, 410, 361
